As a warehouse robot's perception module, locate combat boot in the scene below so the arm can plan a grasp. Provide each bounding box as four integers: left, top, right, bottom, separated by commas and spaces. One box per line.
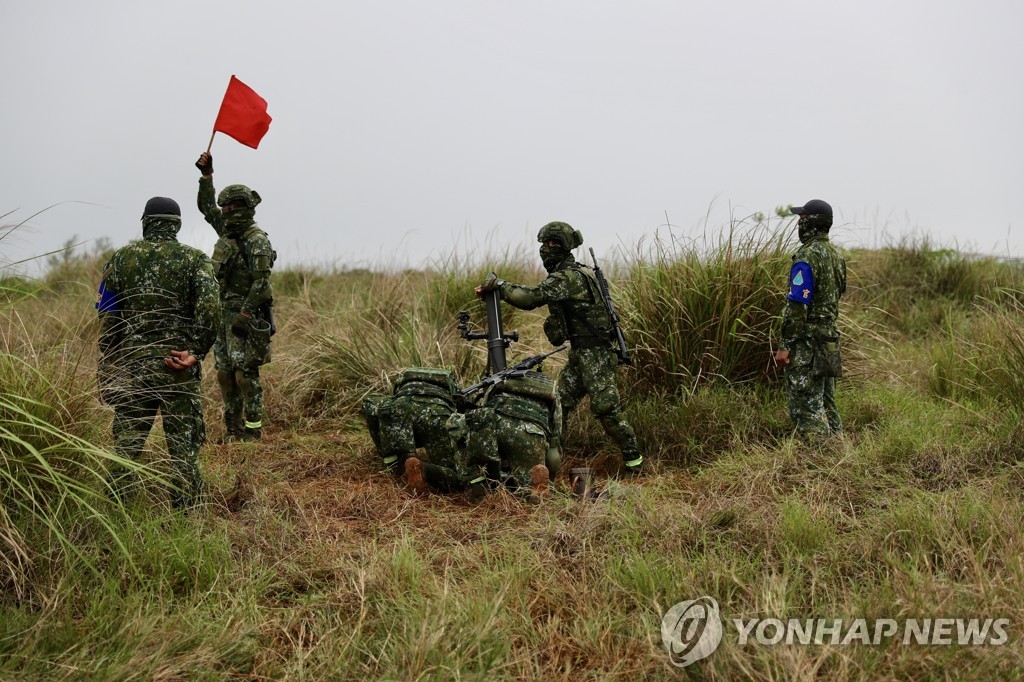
217, 412, 244, 443
464, 477, 489, 504
528, 464, 551, 502
238, 428, 262, 443
405, 456, 427, 493
622, 452, 644, 478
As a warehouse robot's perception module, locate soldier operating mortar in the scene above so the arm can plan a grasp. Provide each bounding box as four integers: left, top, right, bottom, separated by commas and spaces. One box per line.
476, 221, 643, 476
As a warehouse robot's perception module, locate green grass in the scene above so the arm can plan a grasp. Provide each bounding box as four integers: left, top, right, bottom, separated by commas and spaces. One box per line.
3, 231, 1024, 679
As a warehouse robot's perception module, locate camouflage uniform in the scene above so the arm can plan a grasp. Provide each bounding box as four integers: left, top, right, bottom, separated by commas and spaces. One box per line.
362, 368, 468, 491
96, 201, 220, 509
455, 371, 562, 491
197, 179, 276, 439
779, 206, 847, 438
490, 222, 642, 472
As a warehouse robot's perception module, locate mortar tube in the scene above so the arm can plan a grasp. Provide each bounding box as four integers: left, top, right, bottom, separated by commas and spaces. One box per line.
482, 288, 507, 372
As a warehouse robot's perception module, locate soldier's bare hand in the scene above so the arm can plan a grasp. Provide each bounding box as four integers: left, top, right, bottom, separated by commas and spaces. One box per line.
164, 349, 198, 370
774, 349, 790, 367
474, 285, 484, 298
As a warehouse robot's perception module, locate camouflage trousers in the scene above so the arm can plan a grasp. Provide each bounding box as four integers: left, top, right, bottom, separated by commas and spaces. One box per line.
109, 376, 206, 509
369, 395, 469, 490
785, 361, 842, 438
215, 305, 271, 430
458, 407, 548, 490
559, 346, 639, 460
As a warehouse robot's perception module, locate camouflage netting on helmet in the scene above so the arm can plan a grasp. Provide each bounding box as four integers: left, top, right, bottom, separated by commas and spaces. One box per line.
217, 184, 262, 208
537, 221, 584, 250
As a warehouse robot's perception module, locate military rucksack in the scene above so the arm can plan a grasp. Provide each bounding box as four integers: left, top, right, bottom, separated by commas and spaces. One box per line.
393, 367, 460, 405
490, 371, 557, 435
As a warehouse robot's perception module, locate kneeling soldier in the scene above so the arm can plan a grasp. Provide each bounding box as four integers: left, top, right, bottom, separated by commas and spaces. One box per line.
362, 367, 468, 491
452, 370, 562, 502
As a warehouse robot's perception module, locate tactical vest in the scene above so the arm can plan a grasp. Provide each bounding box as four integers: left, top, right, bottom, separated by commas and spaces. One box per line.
548, 264, 612, 348
491, 371, 556, 434
211, 224, 275, 304
393, 367, 459, 408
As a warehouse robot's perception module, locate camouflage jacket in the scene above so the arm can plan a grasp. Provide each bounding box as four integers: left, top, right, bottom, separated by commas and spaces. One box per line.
498, 258, 612, 349
97, 216, 220, 378
197, 177, 275, 314
779, 234, 847, 350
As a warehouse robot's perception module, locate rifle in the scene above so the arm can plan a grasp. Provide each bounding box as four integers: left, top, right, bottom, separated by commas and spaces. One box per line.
588, 248, 631, 365
459, 345, 567, 399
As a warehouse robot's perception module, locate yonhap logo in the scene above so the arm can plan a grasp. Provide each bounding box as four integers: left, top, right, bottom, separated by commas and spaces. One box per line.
661, 596, 723, 667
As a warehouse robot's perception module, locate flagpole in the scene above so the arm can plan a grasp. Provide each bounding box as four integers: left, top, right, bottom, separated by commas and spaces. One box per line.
206, 129, 216, 154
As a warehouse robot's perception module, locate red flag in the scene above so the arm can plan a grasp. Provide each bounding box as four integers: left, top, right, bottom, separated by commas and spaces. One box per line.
212, 75, 272, 149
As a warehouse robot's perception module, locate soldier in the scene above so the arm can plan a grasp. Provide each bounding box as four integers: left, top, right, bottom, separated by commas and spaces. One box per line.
773, 199, 847, 438
361, 367, 468, 492
96, 196, 220, 509
476, 222, 643, 476
195, 151, 276, 442
452, 370, 561, 502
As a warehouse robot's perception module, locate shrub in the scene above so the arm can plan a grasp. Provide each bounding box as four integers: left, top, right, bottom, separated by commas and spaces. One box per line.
623, 219, 792, 392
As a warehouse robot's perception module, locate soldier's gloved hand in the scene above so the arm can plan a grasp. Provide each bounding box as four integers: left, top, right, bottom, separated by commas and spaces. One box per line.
475, 276, 504, 297
230, 312, 251, 338
195, 152, 213, 176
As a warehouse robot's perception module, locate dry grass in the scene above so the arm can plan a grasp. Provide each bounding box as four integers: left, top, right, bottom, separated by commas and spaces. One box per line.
3, 233, 1024, 679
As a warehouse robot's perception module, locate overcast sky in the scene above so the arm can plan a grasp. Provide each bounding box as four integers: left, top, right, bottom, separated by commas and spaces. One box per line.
3, 0, 1023, 274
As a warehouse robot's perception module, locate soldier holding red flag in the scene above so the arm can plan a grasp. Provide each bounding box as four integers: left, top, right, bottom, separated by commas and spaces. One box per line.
195, 75, 276, 442
195, 152, 276, 442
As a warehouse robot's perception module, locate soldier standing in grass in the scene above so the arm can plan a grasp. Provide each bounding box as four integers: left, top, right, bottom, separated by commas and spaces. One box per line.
774, 199, 847, 438
476, 222, 643, 477
96, 197, 220, 509
195, 152, 276, 442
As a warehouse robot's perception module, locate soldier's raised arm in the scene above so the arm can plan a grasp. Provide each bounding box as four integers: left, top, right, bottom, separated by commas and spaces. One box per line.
195, 152, 225, 236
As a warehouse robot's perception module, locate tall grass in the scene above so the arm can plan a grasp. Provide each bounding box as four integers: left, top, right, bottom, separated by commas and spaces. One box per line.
275, 250, 546, 421
847, 236, 1024, 337
928, 289, 1024, 407
624, 218, 792, 392
6, 226, 1024, 678
0, 243, 162, 603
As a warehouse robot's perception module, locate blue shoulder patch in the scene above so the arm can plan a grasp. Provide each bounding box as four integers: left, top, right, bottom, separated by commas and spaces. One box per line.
787, 261, 814, 304
95, 279, 120, 313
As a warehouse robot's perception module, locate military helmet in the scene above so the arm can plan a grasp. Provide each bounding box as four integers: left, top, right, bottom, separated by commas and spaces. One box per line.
537, 221, 583, 250
217, 184, 262, 208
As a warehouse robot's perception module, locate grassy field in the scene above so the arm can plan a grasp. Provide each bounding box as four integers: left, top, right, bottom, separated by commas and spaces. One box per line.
2, 219, 1024, 680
